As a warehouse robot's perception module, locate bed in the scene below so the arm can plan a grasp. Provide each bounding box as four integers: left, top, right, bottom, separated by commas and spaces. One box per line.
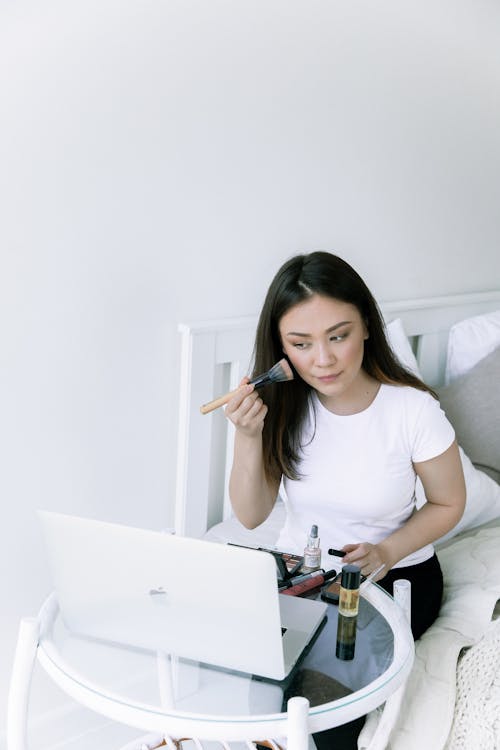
175, 290, 500, 750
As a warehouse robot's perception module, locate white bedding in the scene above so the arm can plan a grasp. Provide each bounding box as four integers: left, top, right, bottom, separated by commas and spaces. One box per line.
369, 520, 500, 750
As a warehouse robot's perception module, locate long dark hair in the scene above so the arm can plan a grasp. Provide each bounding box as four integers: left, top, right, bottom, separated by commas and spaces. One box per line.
252, 251, 436, 482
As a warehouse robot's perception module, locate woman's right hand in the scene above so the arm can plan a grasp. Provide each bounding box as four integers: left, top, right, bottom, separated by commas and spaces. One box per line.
225, 378, 268, 437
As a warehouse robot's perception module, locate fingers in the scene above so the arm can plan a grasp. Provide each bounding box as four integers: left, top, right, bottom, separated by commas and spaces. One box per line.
343, 543, 386, 579
343, 543, 369, 564
341, 544, 359, 554
226, 383, 256, 414
225, 383, 267, 435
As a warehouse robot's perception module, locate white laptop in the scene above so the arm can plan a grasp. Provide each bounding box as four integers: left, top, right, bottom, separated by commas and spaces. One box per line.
38, 511, 328, 681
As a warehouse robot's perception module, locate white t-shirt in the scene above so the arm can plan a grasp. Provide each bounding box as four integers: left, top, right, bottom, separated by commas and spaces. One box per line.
276, 384, 456, 569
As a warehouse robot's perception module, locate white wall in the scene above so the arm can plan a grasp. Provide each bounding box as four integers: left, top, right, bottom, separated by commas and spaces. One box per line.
1, 0, 500, 742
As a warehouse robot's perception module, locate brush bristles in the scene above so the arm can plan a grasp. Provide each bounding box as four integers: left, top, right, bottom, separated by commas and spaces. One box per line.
200, 357, 294, 414
250, 358, 294, 388
266, 358, 294, 383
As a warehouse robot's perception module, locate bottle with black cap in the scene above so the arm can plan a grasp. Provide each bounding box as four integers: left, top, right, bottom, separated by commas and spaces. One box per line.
335, 563, 361, 660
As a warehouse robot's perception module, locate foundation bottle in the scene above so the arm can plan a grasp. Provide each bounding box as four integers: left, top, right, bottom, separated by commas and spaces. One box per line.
335, 564, 361, 660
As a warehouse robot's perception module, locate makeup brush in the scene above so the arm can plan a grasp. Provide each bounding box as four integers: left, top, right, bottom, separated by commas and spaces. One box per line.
200, 358, 294, 414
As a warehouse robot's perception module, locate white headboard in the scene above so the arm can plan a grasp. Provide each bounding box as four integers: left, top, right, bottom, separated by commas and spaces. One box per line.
175, 291, 500, 538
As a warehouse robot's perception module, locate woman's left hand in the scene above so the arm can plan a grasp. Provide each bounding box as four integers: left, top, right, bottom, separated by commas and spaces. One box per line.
342, 543, 390, 581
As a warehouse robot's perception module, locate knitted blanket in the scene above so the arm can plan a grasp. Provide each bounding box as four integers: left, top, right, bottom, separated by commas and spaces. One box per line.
445, 617, 500, 749
359, 522, 500, 750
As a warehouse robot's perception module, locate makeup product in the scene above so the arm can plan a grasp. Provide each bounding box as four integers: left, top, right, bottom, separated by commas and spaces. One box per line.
281, 568, 338, 597
393, 578, 411, 623
227, 543, 303, 581
279, 569, 324, 593
335, 564, 361, 660
279, 566, 339, 590
320, 574, 342, 604
267, 550, 288, 580
279, 569, 324, 590
279, 552, 304, 578
302, 525, 321, 572
322, 563, 385, 605
200, 358, 294, 414
261, 549, 303, 579
327, 548, 346, 558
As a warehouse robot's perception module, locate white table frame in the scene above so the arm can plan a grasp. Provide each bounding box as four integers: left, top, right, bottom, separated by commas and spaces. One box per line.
7, 582, 414, 750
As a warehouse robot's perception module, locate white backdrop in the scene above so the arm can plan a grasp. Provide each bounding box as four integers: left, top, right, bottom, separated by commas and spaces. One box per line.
1, 0, 500, 742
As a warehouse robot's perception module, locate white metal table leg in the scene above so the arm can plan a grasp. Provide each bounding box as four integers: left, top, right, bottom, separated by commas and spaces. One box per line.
7, 616, 41, 750
287, 696, 310, 750
362, 681, 407, 750
157, 651, 176, 710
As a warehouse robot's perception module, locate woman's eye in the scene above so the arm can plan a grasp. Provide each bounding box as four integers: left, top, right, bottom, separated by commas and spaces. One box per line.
292, 342, 309, 349
330, 332, 348, 342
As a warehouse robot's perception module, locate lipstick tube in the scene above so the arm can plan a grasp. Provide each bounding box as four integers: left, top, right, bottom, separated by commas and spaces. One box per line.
281, 568, 337, 597
279, 568, 324, 590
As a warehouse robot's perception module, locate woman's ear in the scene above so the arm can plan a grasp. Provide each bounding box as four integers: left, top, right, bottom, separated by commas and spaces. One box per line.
363, 319, 369, 340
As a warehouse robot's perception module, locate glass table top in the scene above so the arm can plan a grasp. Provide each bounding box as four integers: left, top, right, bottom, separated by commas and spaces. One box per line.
39, 583, 414, 727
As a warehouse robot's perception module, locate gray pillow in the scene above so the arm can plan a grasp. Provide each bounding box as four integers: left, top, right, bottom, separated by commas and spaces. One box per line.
436, 346, 500, 483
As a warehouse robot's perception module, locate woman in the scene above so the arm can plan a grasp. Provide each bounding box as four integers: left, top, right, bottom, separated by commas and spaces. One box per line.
226, 251, 465, 640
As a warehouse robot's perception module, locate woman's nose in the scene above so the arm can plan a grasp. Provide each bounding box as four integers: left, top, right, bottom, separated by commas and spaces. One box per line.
316, 342, 335, 366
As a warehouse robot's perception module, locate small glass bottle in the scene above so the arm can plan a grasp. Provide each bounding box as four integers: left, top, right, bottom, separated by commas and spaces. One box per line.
335, 564, 361, 660
302, 524, 322, 572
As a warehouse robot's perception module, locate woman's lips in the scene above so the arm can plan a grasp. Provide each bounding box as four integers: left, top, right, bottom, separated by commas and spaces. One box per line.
317, 373, 341, 383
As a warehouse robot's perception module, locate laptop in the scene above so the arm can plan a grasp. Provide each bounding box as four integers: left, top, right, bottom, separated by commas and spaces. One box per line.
38, 511, 328, 681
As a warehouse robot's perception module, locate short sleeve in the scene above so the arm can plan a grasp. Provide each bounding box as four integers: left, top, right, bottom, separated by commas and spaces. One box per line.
410, 391, 456, 463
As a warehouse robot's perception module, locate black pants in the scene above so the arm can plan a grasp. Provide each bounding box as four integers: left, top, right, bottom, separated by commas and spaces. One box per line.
313, 554, 443, 749
376, 552, 443, 641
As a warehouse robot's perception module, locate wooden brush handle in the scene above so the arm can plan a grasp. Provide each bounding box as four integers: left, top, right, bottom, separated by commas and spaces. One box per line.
200, 388, 239, 414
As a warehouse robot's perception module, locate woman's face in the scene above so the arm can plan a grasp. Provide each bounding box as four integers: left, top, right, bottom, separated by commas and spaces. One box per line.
279, 294, 370, 409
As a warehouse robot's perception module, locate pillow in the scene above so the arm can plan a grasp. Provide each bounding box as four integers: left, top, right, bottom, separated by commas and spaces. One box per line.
388, 319, 500, 542
416, 447, 500, 545
445, 309, 500, 384
436, 346, 500, 482
386, 318, 421, 377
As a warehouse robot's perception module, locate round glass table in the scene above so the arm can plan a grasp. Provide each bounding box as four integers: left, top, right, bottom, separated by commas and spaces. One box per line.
28, 581, 414, 744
